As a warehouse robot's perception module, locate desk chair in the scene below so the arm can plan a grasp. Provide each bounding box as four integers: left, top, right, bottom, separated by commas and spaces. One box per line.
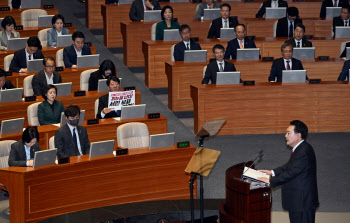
80, 69, 98, 91
117, 122, 150, 149
49, 136, 55, 150
202, 65, 211, 84
23, 75, 34, 96
21, 9, 48, 28
56, 49, 64, 67
151, 23, 157, 40
38, 28, 51, 47
273, 20, 278, 37
95, 99, 99, 117
171, 44, 175, 61
4, 54, 14, 72
27, 102, 41, 126
340, 41, 350, 57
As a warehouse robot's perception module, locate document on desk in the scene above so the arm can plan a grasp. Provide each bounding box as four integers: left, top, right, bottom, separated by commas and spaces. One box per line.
243, 167, 270, 184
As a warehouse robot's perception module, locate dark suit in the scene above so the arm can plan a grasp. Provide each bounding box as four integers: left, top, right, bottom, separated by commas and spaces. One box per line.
63, 45, 92, 68
8, 140, 41, 167
173, 40, 202, 61
284, 38, 313, 47
268, 57, 306, 82
337, 59, 350, 80
9, 48, 45, 73
31, 70, 62, 96
224, 37, 257, 60
38, 100, 65, 125
256, 0, 288, 18
320, 0, 349, 18
270, 141, 319, 223
0, 80, 15, 90
55, 124, 90, 158
89, 70, 104, 91
333, 16, 350, 34
276, 17, 303, 37
96, 93, 121, 119
207, 17, 239, 38
202, 60, 238, 84
129, 0, 161, 22
340, 42, 350, 57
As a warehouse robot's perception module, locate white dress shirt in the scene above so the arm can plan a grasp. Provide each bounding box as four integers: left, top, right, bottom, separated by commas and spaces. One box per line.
183, 41, 190, 50
45, 71, 54, 85
288, 20, 294, 37
67, 123, 83, 155
294, 39, 303, 48
284, 58, 292, 69
271, 0, 279, 8
24, 144, 31, 166
237, 38, 245, 48
74, 47, 82, 57
222, 18, 229, 28
217, 60, 225, 71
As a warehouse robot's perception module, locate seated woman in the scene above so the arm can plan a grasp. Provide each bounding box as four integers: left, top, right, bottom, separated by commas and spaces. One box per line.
155, 5, 180, 40
37, 85, 65, 125
0, 16, 20, 51
8, 127, 42, 167
47, 14, 70, 47
88, 59, 117, 91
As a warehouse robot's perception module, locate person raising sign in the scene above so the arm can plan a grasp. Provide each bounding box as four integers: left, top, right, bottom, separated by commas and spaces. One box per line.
96, 76, 121, 119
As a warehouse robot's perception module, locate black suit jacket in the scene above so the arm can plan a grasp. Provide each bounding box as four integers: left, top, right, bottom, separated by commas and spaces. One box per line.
32, 70, 62, 96
8, 140, 41, 167
224, 37, 257, 60
268, 57, 306, 82
256, 0, 288, 18
270, 141, 319, 212
55, 124, 90, 158
276, 17, 303, 37
207, 17, 239, 38
284, 38, 313, 47
320, 0, 349, 18
0, 80, 15, 90
96, 93, 121, 119
337, 59, 350, 80
202, 60, 237, 84
333, 16, 349, 34
9, 48, 45, 73
340, 42, 350, 58
63, 45, 92, 68
173, 40, 202, 61
129, 0, 161, 22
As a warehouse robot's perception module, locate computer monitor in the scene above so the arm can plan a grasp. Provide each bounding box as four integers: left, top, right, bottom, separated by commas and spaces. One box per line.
120, 104, 146, 120
0, 88, 23, 103
216, 72, 241, 85
282, 70, 307, 83
265, 7, 286, 19
21, 0, 41, 9
220, 28, 235, 40
60, 110, 85, 126
143, 10, 162, 22
53, 83, 72, 97
335, 27, 350, 38
236, 48, 260, 61
0, 118, 24, 136
33, 149, 57, 168
38, 15, 54, 27
203, 9, 220, 20
7, 38, 28, 51
57, 35, 73, 47
163, 29, 182, 41
292, 47, 315, 60
27, 59, 44, 73
89, 140, 115, 158
118, 0, 134, 4
77, 55, 100, 69
184, 50, 207, 62
149, 132, 175, 150
326, 7, 341, 18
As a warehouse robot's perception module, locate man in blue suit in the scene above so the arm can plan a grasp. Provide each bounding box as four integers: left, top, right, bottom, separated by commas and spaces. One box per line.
63, 31, 91, 68
173, 24, 202, 61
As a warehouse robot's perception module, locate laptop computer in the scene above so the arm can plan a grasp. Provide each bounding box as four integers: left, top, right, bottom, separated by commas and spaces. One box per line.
89, 140, 115, 158
7, 38, 28, 51
220, 28, 236, 40
57, 35, 73, 47
38, 15, 54, 27
216, 72, 241, 85
33, 149, 57, 168
282, 70, 307, 83
335, 27, 350, 38
21, 0, 41, 9
118, 0, 134, 4
237, 49, 260, 61
163, 29, 182, 41
265, 7, 286, 19
346, 47, 350, 60
27, 59, 44, 73
120, 104, 146, 120
203, 9, 220, 20
144, 10, 162, 22
53, 83, 72, 97
184, 50, 207, 62
97, 78, 122, 93
60, 110, 85, 126
292, 47, 315, 60
0, 117, 24, 136
77, 55, 100, 69
149, 132, 175, 150
326, 7, 341, 18
0, 88, 23, 103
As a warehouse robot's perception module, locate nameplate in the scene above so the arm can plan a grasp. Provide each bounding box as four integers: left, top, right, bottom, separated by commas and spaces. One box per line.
190, 37, 199, 42
74, 91, 86, 97
244, 0, 254, 2
295, 0, 304, 2
124, 86, 136, 91
309, 79, 321, 84
44, 4, 54, 9
24, 96, 36, 102
1, 71, 12, 76
58, 157, 70, 164
0, 7, 10, 11
148, 113, 160, 119
116, 148, 128, 156
318, 56, 329, 61
63, 23, 72, 27
87, 119, 99, 125
304, 35, 313, 40
55, 67, 64, 72
84, 42, 92, 47
243, 80, 255, 86
177, 141, 190, 148
262, 57, 274, 62
14, 26, 23, 30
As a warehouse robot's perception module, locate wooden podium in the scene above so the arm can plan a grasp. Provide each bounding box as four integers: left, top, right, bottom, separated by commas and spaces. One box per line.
219, 162, 271, 223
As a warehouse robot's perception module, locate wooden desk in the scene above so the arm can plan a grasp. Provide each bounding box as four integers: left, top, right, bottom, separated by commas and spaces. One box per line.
0, 8, 59, 26
16, 26, 76, 39
191, 82, 350, 135
166, 59, 345, 111
0, 145, 196, 223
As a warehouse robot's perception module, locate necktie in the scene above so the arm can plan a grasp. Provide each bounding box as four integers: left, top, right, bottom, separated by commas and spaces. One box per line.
73, 128, 78, 149
186, 43, 189, 50
28, 55, 31, 60
219, 62, 223, 72
240, 40, 244, 49
297, 42, 300, 47
289, 23, 293, 37
286, 60, 291, 70
345, 21, 348, 27
224, 20, 228, 28
333, 0, 337, 7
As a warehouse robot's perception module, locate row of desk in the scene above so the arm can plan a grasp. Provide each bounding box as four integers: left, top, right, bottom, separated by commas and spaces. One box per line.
0, 7, 59, 26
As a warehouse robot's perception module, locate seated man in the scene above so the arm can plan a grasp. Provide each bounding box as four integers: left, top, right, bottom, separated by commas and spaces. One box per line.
9, 36, 44, 73
174, 24, 202, 61
284, 24, 313, 48
195, 0, 221, 20
207, 3, 238, 39
276, 7, 302, 37
320, 0, 349, 18
0, 70, 15, 90
333, 6, 350, 34
63, 31, 91, 69
129, 0, 161, 22
202, 44, 238, 84
256, 0, 288, 18
97, 76, 121, 119
268, 42, 306, 82
31, 56, 62, 96
55, 105, 90, 158
337, 59, 350, 80
224, 24, 257, 60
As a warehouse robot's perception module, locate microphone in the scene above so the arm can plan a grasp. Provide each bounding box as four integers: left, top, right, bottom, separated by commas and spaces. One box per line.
240, 150, 264, 179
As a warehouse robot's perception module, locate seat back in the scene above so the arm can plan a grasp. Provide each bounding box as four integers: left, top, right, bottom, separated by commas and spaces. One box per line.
21, 9, 48, 28
23, 75, 34, 97
80, 69, 98, 91
151, 23, 157, 40
171, 44, 175, 61
4, 54, 14, 72
56, 49, 64, 67
0, 140, 16, 168
273, 20, 278, 37
49, 136, 55, 150
27, 102, 41, 126
95, 99, 99, 117
340, 41, 350, 57
38, 28, 51, 47
117, 122, 150, 149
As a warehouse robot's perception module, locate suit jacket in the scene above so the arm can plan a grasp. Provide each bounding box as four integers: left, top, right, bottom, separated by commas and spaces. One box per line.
155, 20, 180, 40
284, 38, 313, 47
202, 60, 238, 84
8, 140, 41, 167
276, 17, 303, 37
9, 48, 45, 73
96, 93, 121, 119
37, 100, 65, 125
207, 17, 239, 38
268, 57, 306, 82
47, 27, 70, 47
270, 141, 319, 212
63, 44, 92, 68
174, 40, 202, 61
32, 70, 62, 96
256, 0, 288, 18
320, 0, 350, 18
337, 59, 350, 80
224, 37, 257, 60
195, 2, 221, 20
129, 0, 161, 22
55, 124, 90, 158
340, 42, 350, 58
0, 30, 20, 50
0, 80, 15, 90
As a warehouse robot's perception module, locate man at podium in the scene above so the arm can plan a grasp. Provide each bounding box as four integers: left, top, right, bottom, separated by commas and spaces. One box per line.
258, 120, 319, 223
